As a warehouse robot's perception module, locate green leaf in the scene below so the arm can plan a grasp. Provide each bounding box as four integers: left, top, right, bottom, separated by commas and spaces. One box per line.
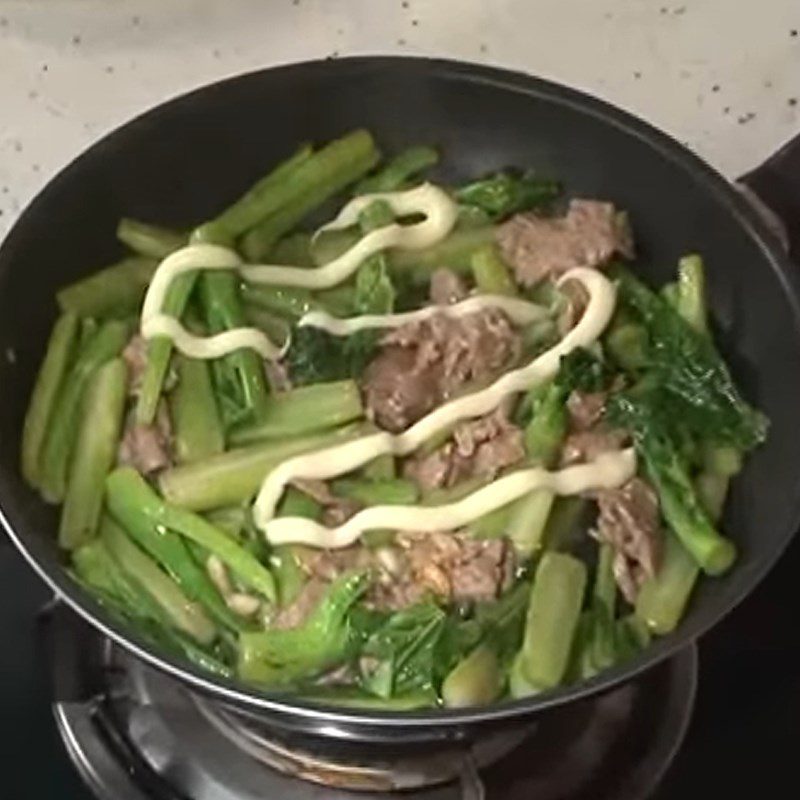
614, 267, 767, 450
556, 347, 613, 394
284, 326, 380, 386
455, 172, 560, 221
239, 571, 369, 685
360, 601, 446, 698
607, 390, 736, 575
354, 254, 395, 315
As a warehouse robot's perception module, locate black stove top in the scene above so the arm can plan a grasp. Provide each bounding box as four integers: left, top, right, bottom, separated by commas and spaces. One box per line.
2, 534, 799, 799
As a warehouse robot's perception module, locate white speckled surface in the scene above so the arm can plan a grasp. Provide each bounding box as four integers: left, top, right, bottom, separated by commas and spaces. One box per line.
0, 0, 798, 237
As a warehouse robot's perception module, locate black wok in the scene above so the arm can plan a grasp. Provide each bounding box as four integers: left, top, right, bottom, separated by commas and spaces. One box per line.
1, 57, 800, 748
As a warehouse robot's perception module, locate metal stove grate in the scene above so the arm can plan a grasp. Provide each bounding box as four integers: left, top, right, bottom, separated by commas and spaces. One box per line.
43, 601, 697, 800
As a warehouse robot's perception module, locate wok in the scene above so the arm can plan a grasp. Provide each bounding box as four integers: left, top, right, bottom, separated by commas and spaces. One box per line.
1, 56, 800, 748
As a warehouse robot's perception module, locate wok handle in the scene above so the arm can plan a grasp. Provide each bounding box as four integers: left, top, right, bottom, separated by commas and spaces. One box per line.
739, 132, 800, 258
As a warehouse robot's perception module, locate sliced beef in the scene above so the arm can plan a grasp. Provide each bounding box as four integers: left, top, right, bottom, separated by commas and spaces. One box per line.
559, 389, 628, 467
368, 561, 426, 610
496, 200, 634, 286
403, 448, 453, 492
361, 346, 440, 433
429, 268, 468, 305
117, 402, 172, 474
290, 541, 407, 613
397, 531, 515, 604
404, 408, 525, 491
295, 543, 374, 581
363, 309, 520, 432
272, 546, 377, 629
287, 529, 515, 617
595, 477, 663, 603
118, 335, 173, 473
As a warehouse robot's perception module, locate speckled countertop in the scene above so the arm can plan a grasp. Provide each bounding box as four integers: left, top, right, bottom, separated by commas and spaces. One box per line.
0, 0, 798, 238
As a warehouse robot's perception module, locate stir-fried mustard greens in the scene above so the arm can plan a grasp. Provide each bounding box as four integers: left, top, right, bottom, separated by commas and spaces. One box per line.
22, 130, 766, 708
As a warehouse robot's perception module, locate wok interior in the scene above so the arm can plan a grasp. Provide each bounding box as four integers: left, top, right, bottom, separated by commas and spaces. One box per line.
1, 58, 799, 720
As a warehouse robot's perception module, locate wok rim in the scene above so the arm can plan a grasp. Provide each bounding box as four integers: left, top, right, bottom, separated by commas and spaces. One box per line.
1, 54, 799, 732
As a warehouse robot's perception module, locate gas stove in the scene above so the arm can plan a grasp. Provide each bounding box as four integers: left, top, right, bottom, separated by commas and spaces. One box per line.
2, 535, 799, 799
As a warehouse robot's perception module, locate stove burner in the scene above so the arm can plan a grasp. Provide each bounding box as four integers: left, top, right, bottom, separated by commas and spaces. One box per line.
43, 602, 697, 800
194, 695, 528, 792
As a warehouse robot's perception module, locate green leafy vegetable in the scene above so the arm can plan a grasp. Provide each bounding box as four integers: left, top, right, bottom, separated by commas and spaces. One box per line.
200, 271, 271, 425
269, 545, 308, 607
229, 380, 364, 445
268, 232, 314, 266
116, 218, 186, 259
277, 487, 323, 520
354, 254, 396, 315
524, 382, 569, 466
570, 543, 617, 680
136, 272, 197, 426
59, 358, 127, 550
557, 347, 613, 394
506, 490, 555, 557
332, 477, 418, 506
56, 257, 157, 319
38, 319, 130, 502
238, 131, 381, 259
470, 243, 519, 296
299, 210, 399, 385
455, 171, 560, 221
524, 347, 612, 463
101, 517, 217, 645
614, 267, 767, 450
515, 552, 587, 691
284, 326, 380, 386
358, 581, 529, 702
106, 467, 277, 602
614, 614, 652, 662
358, 199, 395, 233
238, 571, 369, 685
472, 580, 530, 667
604, 322, 649, 371
360, 601, 446, 698
635, 530, 699, 634
389, 226, 496, 284
159, 423, 364, 511
607, 390, 736, 575
21, 311, 80, 489
242, 284, 316, 320
72, 538, 233, 677
357, 145, 439, 194
442, 645, 503, 708
675, 254, 708, 334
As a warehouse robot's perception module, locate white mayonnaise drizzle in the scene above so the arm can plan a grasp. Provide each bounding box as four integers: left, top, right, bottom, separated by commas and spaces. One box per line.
253, 267, 617, 537
264, 449, 637, 549
297, 294, 548, 336
313, 182, 455, 239
240, 183, 458, 289
139, 244, 286, 359
139, 183, 459, 360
